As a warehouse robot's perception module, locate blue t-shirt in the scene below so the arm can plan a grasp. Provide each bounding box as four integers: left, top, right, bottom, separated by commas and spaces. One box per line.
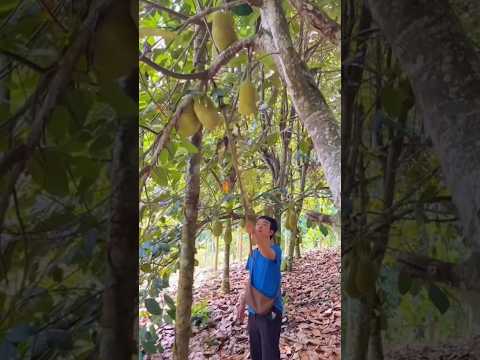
245, 244, 283, 314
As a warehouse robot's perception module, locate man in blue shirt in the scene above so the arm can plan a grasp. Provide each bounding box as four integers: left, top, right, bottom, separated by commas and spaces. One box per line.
236, 216, 283, 360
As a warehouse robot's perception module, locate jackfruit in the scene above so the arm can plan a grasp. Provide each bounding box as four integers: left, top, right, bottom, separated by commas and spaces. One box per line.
344, 256, 361, 298
211, 11, 237, 52
193, 96, 222, 130
93, 2, 137, 81
213, 221, 223, 237
240, 218, 246, 228
176, 101, 201, 137
285, 210, 297, 231
355, 259, 376, 295
238, 80, 257, 116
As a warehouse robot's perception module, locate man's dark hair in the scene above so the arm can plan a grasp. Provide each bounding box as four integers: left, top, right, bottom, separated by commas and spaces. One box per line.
258, 215, 278, 239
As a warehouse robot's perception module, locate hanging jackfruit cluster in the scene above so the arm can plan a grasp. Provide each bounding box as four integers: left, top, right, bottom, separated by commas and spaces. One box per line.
177, 100, 201, 137
175, 95, 223, 137
93, 1, 137, 82
212, 11, 237, 52
212, 220, 223, 237
285, 205, 297, 231
344, 243, 377, 298
193, 95, 223, 130
238, 80, 257, 117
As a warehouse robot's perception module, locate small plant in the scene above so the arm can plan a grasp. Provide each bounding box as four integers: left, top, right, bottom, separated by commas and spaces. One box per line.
191, 300, 210, 328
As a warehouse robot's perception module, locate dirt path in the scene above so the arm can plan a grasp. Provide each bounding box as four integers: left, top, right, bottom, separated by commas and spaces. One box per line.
150, 248, 341, 359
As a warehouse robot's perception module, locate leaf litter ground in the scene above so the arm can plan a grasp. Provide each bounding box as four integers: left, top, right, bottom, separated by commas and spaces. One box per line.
149, 248, 341, 359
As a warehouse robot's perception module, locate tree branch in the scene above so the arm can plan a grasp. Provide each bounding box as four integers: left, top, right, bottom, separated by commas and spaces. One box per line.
288, 0, 340, 45
141, 0, 191, 21
140, 37, 256, 80
0, 0, 113, 236
176, 0, 246, 33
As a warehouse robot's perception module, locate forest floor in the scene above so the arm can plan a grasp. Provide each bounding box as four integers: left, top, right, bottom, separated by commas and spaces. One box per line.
383, 336, 480, 359
150, 248, 341, 359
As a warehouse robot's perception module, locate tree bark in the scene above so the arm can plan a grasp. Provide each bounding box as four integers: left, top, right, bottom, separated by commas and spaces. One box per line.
173, 23, 206, 360
100, 69, 139, 359
367, 0, 480, 251
287, 0, 340, 45
214, 236, 219, 271
222, 218, 232, 293
173, 130, 203, 360
259, 0, 341, 209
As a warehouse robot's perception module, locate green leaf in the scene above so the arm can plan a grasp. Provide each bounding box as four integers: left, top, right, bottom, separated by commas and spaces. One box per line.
28, 149, 69, 196
142, 340, 157, 354
178, 139, 199, 154
51, 266, 64, 283
159, 149, 169, 164
152, 167, 168, 187
428, 284, 450, 314
145, 298, 162, 315
398, 270, 412, 295
319, 224, 329, 236
47, 106, 72, 144
381, 86, 402, 118
164, 293, 176, 310
98, 81, 137, 118
232, 4, 253, 16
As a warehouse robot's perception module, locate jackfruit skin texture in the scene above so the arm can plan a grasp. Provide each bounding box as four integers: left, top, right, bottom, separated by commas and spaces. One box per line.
355, 259, 376, 295
93, 1, 137, 82
177, 102, 201, 137
345, 257, 362, 298
193, 96, 222, 130
286, 210, 297, 231
213, 221, 223, 237
238, 81, 257, 116
212, 11, 237, 52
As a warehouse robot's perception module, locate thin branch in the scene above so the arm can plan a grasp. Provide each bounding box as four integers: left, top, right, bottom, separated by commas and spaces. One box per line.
0, 49, 49, 72
141, 0, 191, 22
288, 0, 340, 45
176, 0, 246, 33
140, 37, 256, 80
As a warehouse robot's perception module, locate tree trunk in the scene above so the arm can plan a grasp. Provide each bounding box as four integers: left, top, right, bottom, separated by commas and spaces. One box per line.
222, 218, 232, 293
214, 236, 219, 271
100, 69, 139, 359
367, 0, 480, 251
287, 226, 297, 271
173, 23, 206, 359
259, 0, 341, 208
173, 130, 203, 360
295, 236, 301, 258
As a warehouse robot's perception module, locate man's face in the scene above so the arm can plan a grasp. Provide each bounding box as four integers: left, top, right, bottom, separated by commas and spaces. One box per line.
255, 218, 273, 239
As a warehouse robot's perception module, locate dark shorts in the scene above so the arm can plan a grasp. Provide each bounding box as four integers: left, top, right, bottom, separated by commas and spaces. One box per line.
247, 307, 282, 360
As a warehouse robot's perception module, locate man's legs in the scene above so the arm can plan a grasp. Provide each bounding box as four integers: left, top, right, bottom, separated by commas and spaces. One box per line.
248, 314, 262, 360
258, 310, 282, 359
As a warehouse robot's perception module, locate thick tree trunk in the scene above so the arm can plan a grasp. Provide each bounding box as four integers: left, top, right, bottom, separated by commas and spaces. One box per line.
100, 70, 138, 359
173, 130, 203, 360
367, 0, 480, 251
259, 0, 341, 208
